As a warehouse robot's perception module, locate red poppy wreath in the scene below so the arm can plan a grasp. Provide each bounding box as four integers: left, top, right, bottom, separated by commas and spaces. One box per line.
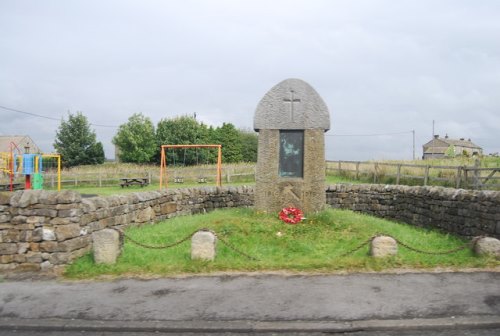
279, 207, 304, 224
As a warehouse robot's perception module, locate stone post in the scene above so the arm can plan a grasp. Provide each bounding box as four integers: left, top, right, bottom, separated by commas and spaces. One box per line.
474, 237, 500, 259
191, 230, 217, 261
92, 229, 121, 264
370, 236, 398, 257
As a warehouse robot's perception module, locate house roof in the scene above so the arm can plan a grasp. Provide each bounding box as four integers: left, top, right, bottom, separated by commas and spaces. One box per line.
442, 138, 481, 149
0, 135, 41, 153
422, 135, 482, 154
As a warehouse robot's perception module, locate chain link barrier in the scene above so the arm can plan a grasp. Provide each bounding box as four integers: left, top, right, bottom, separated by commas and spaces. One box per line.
339, 233, 483, 257
116, 228, 482, 261
338, 235, 377, 258
115, 228, 259, 261
116, 228, 197, 250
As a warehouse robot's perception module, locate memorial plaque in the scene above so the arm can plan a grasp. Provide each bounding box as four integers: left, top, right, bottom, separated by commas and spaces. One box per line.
279, 130, 304, 178
254, 78, 331, 214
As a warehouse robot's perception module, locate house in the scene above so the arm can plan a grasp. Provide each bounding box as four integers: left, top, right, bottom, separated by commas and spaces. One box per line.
0, 135, 41, 154
422, 134, 482, 159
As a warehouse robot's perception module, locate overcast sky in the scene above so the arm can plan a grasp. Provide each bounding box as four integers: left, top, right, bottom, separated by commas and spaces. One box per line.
1, 0, 499, 161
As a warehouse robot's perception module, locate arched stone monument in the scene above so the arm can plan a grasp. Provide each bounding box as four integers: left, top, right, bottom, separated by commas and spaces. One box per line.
254, 78, 330, 214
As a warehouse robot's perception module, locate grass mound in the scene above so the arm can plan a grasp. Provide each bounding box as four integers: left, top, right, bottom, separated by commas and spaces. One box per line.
65, 208, 499, 279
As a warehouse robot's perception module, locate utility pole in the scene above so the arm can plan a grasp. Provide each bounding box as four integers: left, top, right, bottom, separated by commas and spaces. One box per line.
412, 130, 416, 160
432, 120, 435, 137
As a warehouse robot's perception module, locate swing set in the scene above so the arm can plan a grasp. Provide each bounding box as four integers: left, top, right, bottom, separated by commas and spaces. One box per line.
159, 144, 222, 189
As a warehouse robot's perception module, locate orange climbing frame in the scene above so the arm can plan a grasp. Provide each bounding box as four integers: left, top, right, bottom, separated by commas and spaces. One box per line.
159, 144, 222, 189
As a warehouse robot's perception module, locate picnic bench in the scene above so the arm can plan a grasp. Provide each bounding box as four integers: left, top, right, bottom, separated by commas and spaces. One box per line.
120, 177, 149, 188
0, 183, 22, 191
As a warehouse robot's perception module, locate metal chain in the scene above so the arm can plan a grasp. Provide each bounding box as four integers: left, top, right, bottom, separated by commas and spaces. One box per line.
390, 235, 482, 255
214, 234, 260, 261
116, 227, 480, 260
116, 228, 198, 250
338, 235, 377, 257
338, 234, 481, 257
116, 228, 259, 260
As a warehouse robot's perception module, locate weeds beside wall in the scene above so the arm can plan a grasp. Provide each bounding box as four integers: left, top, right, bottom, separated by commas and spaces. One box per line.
1, 184, 499, 272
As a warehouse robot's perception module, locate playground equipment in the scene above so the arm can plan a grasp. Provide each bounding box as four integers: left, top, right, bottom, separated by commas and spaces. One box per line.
0, 142, 61, 191
159, 144, 222, 189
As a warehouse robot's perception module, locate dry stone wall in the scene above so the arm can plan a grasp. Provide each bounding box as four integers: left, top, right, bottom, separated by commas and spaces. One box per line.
326, 184, 500, 239
0, 186, 253, 272
1, 184, 499, 272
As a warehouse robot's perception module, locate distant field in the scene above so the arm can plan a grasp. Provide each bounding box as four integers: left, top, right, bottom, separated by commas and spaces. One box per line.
3, 157, 498, 192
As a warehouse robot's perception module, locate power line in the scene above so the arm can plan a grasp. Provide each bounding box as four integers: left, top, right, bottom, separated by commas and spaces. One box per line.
0, 104, 118, 128
326, 130, 413, 137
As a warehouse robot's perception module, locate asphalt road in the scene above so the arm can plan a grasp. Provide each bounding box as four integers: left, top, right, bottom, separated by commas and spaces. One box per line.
0, 271, 499, 333
1, 330, 500, 336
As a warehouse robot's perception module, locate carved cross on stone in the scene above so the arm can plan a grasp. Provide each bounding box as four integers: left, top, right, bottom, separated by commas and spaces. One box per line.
283, 90, 301, 122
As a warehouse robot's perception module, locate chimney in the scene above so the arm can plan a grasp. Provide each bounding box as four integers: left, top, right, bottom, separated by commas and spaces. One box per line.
434, 134, 439, 139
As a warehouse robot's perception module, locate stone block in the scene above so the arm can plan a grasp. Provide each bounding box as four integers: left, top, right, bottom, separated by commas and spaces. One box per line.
0, 255, 14, 263
370, 236, 398, 257
48, 252, 70, 265
161, 202, 177, 214
0, 214, 11, 223
25, 251, 43, 263
39, 241, 59, 252
92, 229, 121, 264
0, 243, 18, 254
17, 242, 30, 254
10, 190, 41, 208
32, 228, 43, 242
42, 228, 56, 241
0, 192, 11, 205
58, 208, 83, 218
26, 216, 46, 226
55, 224, 81, 241
58, 236, 91, 252
56, 190, 82, 204
1, 229, 21, 243
191, 230, 217, 261
16, 263, 41, 272
50, 217, 72, 225
19, 208, 57, 217
474, 237, 500, 259
134, 206, 155, 223
41, 260, 53, 271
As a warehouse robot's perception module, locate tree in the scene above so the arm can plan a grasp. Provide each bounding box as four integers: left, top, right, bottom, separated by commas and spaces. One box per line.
211, 123, 243, 163
113, 113, 156, 163
445, 145, 456, 158
156, 116, 209, 165
239, 130, 258, 162
53, 111, 105, 167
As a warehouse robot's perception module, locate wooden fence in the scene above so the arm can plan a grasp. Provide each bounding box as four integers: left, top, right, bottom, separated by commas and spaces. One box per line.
326, 160, 500, 190
39, 165, 257, 188
2, 161, 499, 190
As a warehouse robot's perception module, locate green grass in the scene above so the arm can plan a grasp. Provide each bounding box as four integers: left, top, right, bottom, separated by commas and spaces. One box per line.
65, 208, 499, 279
326, 175, 360, 184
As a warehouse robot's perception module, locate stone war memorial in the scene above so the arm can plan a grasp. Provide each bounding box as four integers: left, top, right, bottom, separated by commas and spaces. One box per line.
254, 78, 330, 214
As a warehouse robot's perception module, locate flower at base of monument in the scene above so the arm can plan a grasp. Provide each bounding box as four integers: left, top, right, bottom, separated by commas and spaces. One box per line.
276, 231, 284, 237
279, 207, 304, 225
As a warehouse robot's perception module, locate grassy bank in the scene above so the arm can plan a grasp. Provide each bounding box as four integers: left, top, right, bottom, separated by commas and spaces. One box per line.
65, 208, 498, 279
